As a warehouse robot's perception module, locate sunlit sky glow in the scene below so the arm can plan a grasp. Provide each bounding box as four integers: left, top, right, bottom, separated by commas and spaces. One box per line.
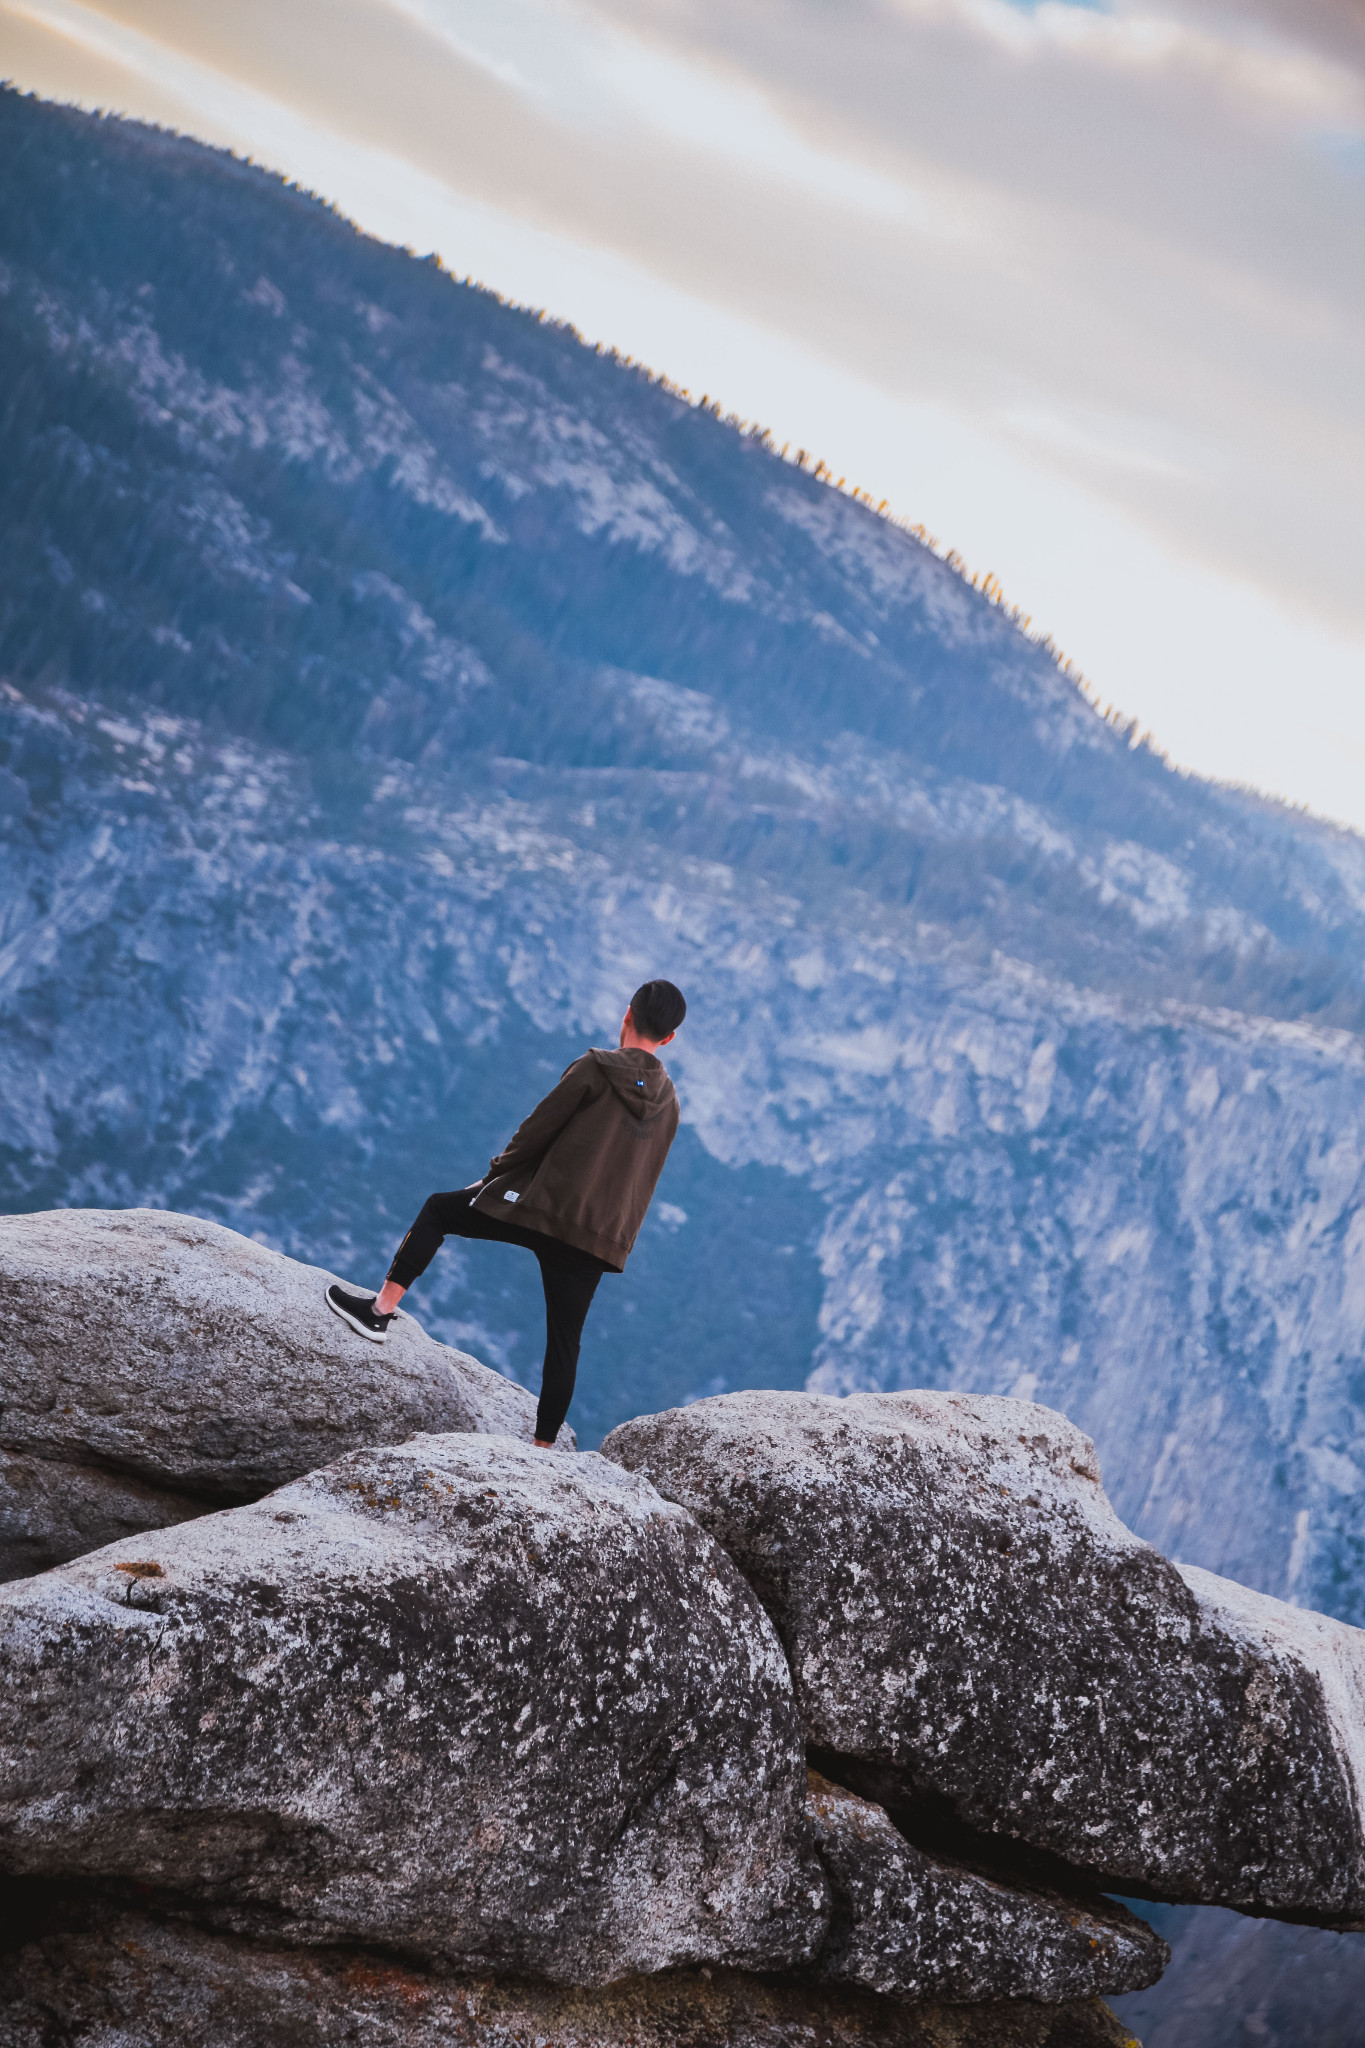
2, 0, 1362, 822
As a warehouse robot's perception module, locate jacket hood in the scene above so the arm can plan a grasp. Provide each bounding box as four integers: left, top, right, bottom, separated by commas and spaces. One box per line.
591, 1046, 677, 1121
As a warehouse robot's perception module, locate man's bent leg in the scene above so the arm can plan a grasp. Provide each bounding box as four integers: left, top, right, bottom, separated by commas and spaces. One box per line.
385, 1189, 482, 1294
378, 1187, 543, 1315
333, 1187, 534, 1340
534, 1251, 605, 1445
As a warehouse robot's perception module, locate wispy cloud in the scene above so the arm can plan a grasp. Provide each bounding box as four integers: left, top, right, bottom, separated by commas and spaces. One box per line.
389, 0, 913, 217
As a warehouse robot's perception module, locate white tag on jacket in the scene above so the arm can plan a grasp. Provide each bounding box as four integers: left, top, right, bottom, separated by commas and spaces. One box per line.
503, 1190, 519, 1203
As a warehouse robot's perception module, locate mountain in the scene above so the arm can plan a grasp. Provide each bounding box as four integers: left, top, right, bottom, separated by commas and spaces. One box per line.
2, 86, 1365, 2037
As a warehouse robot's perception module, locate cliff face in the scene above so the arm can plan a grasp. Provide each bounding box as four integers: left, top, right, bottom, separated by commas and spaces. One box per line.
4, 91, 1365, 1658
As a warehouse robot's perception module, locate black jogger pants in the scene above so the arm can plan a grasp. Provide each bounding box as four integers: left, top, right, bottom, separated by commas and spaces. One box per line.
387, 1188, 607, 1444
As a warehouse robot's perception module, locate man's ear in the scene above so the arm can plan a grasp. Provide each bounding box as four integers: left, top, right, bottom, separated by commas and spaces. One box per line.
659, 1030, 675, 1046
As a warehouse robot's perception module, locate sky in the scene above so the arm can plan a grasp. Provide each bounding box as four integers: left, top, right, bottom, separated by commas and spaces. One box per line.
2, 0, 1363, 823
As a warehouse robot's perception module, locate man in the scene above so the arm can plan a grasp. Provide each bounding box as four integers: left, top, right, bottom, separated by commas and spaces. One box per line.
326, 979, 686, 1447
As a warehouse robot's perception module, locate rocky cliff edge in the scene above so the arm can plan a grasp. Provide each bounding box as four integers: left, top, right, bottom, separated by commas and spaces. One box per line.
6, 1210, 1358, 2041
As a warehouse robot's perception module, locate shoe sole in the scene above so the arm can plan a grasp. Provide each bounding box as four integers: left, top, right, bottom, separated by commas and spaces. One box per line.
326, 1288, 388, 1344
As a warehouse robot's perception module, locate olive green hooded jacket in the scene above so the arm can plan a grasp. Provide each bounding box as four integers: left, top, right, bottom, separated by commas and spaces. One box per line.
473, 1047, 679, 1270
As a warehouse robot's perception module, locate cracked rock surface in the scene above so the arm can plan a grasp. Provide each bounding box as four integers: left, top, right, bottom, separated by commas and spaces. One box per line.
0, 1889, 1143, 2048
805, 1771, 1166, 2003
0, 1208, 541, 1575
0, 1434, 825, 1979
604, 1390, 1365, 1924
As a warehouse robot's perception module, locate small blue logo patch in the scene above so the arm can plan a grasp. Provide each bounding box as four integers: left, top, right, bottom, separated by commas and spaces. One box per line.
636, 1078, 645, 1086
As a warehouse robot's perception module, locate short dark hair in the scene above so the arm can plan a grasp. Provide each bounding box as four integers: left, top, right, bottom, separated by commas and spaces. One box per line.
629, 979, 686, 1041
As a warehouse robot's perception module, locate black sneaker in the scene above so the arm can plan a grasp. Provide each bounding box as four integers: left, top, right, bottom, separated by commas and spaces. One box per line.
326, 1284, 394, 1344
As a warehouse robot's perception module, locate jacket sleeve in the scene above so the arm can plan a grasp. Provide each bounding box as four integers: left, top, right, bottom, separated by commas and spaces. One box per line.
487, 1057, 600, 1178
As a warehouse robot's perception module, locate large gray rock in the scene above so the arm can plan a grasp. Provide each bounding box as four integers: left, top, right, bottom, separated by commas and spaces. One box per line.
0, 1433, 825, 1980
805, 1772, 1166, 2003
603, 1391, 1365, 1925
0, 1891, 1144, 2048
0, 1207, 541, 1574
